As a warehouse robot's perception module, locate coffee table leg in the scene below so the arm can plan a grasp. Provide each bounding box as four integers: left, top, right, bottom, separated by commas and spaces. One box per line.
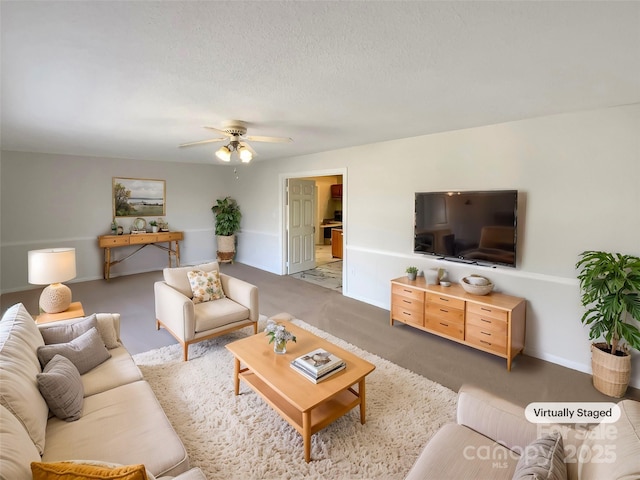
233, 358, 240, 395
359, 379, 367, 424
303, 411, 311, 462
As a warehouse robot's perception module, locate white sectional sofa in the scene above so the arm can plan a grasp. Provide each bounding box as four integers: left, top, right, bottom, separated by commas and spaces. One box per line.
405, 384, 640, 480
0, 303, 206, 480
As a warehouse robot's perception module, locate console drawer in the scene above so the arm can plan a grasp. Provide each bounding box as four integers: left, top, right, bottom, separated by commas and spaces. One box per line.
129, 234, 158, 244
392, 283, 424, 302
424, 316, 464, 340
466, 302, 508, 322
392, 293, 423, 312
392, 305, 424, 327
425, 303, 464, 324
466, 312, 507, 335
98, 235, 130, 247
466, 324, 507, 354
426, 293, 465, 310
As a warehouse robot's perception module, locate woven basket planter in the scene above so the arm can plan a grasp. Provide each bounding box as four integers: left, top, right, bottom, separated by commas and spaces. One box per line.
216, 234, 236, 263
591, 342, 630, 398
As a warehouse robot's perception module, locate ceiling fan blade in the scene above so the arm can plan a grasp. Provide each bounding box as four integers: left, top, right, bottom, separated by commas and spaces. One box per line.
239, 141, 257, 156
179, 137, 226, 148
203, 125, 233, 137
244, 135, 293, 143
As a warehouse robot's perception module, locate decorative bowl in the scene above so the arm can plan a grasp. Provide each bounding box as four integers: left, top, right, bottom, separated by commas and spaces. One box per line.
461, 276, 494, 295
464, 274, 490, 286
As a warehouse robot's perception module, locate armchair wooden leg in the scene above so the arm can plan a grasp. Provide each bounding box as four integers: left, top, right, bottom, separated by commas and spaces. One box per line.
156, 319, 160, 330
253, 322, 258, 334
183, 343, 189, 362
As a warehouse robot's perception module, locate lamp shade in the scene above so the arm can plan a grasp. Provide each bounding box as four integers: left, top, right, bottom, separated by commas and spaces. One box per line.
28, 248, 77, 285
215, 146, 231, 162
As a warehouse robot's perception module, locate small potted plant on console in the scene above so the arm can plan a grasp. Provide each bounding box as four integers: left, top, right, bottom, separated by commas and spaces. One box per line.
406, 266, 418, 281
576, 250, 640, 397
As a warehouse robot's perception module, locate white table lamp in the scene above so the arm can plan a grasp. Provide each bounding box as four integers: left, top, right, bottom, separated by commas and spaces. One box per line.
28, 248, 77, 313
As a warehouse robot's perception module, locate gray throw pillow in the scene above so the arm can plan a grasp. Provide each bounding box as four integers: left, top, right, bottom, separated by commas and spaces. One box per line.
512, 432, 567, 480
36, 354, 84, 421
37, 327, 111, 374
39, 314, 97, 344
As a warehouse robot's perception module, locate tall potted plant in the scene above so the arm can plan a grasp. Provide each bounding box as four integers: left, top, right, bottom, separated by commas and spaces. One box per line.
211, 196, 241, 263
576, 250, 640, 397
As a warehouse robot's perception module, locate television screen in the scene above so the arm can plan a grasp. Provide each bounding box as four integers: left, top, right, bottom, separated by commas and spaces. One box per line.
414, 190, 518, 268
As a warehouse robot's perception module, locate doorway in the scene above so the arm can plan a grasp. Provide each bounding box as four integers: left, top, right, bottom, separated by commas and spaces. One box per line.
281, 169, 346, 293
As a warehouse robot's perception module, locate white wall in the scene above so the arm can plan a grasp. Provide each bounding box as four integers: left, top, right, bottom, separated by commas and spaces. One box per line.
0, 152, 234, 290
229, 104, 640, 388
2, 104, 639, 387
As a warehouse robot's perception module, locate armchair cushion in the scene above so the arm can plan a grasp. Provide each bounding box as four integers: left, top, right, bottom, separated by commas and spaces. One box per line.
194, 299, 249, 332
163, 262, 219, 299
187, 269, 225, 304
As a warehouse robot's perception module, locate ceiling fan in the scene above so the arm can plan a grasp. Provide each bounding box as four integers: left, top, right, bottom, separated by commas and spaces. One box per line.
179, 120, 293, 163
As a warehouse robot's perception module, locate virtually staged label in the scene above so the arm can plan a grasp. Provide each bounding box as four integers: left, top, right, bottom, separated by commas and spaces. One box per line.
525, 402, 620, 423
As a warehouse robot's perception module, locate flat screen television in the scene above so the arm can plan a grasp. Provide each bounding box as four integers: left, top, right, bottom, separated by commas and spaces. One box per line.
414, 190, 518, 268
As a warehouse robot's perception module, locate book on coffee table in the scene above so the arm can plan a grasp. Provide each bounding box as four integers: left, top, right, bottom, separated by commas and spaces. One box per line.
290, 360, 346, 384
292, 348, 344, 376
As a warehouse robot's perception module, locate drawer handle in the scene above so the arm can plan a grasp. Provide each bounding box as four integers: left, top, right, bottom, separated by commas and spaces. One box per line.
403, 311, 411, 316
439, 309, 449, 313
403, 289, 413, 293
439, 297, 449, 302
439, 322, 449, 327
480, 307, 492, 312
481, 318, 491, 323
480, 340, 492, 346
402, 300, 411, 304
481, 331, 492, 336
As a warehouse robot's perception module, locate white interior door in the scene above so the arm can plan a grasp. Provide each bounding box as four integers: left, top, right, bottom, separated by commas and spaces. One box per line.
287, 179, 316, 274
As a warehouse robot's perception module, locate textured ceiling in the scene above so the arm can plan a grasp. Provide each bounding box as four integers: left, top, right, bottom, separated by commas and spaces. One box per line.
2, 1, 639, 164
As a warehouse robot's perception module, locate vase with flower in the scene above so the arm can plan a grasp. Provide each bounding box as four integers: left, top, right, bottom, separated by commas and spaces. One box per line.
265, 320, 296, 354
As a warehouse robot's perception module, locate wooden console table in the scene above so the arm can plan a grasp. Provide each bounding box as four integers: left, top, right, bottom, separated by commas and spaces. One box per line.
98, 232, 183, 280
390, 277, 526, 370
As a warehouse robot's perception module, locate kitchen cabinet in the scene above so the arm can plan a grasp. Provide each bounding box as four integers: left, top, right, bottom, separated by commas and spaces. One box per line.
331, 229, 343, 258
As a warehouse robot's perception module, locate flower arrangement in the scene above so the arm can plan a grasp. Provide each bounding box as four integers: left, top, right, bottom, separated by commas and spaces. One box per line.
265, 321, 296, 354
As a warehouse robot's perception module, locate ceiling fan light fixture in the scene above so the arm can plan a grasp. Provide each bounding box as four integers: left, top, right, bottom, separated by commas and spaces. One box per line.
238, 146, 253, 163
215, 145, 231, 162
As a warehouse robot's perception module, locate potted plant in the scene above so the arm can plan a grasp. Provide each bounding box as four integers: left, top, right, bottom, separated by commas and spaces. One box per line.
576, 250, 640, 397
211, 196, 242, 263
149, 220, 159, 233
406, 266, 418, 281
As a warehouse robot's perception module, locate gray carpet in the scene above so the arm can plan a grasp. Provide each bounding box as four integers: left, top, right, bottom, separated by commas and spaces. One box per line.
2, 262, 638, 406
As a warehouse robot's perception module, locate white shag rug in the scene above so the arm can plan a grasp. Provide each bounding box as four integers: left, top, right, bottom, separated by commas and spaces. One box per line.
133, 319, 457, 480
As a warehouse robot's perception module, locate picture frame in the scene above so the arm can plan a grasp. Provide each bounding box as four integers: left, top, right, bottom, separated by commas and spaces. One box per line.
113, 177, 166, 218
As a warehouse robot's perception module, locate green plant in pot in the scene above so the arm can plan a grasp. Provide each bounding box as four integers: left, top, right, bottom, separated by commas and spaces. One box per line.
406, 266, 418, 281
211, 196, 242, 263
576, 250, 640, 397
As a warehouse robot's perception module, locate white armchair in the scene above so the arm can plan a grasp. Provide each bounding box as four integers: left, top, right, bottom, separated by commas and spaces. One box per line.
154, 261, 259, 361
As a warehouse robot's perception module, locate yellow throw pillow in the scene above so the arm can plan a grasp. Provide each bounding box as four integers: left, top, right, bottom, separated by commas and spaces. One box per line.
187, 269, 225, 304
31, 461, 148, 480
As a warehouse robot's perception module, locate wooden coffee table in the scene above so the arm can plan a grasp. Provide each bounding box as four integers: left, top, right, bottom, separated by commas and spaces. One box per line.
226, 321, 375, 462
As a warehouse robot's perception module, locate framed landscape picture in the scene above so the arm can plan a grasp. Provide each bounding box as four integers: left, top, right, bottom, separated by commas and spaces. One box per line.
113, 177, 166, 218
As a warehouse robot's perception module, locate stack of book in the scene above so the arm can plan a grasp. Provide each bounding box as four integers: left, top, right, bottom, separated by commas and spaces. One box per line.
290, 348, 346, 383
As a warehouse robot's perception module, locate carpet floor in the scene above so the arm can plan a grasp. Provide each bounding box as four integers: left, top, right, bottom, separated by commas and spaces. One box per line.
133, 318, 456, 480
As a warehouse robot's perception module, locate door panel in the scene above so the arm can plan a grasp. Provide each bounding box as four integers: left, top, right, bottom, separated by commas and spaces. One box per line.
287, 179, 316, 274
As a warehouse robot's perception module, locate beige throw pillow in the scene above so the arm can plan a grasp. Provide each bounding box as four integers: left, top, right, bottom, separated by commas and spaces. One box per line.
187, 269, 225, 304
